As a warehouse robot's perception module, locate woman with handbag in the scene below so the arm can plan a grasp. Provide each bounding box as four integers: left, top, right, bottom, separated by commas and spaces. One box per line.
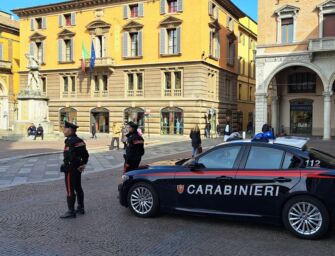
190, 124, 202, 157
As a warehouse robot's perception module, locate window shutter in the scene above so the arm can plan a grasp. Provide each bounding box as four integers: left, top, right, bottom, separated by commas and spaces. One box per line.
58, 39, 63, 62
70, 38, 74, 61
0, 44, 3, 60
42, 41, 45, 63
160, 28, 166, 55
138, 3, 144, 17
30, 42, 35, 56
177, 0, 183, 12
208, 1, 213, 16
59, 15, 63, 27
95, 36, 101, 58
160, 0, 166, 15
209, 31, 213, 56
30, 19, 34, 31
138, 31, 143, 56
102, 36, 106, 58
123, 32, 129, 58
42, 17, 46, 29
216, 33, 220, 59
176, 27, 181, 54
123, 5, 129, 19
71, 12, 76, 26
215, 6, 219, 19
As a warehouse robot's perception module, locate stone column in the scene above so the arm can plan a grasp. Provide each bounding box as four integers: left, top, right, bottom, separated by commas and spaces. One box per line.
323, 91, 332, 140
271, 96, 279, 135
255, 92, 268, 133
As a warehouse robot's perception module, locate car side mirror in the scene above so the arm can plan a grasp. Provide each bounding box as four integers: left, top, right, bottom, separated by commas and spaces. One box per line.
188, 160, 204, 171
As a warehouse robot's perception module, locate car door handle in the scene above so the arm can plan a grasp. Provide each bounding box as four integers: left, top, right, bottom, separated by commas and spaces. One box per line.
216, 176, 233, 181
273, 177, 292, 183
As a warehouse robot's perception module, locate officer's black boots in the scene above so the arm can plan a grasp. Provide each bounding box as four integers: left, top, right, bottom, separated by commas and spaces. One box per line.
76, 192, 85, 214
60, 196, 76, 219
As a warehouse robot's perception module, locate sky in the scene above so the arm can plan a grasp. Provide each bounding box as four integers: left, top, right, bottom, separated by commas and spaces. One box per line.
1, 0, 258, 21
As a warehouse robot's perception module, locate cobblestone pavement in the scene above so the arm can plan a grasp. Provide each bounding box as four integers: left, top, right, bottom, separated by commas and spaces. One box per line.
1, 152, 335, 256
0, 138, 222, 188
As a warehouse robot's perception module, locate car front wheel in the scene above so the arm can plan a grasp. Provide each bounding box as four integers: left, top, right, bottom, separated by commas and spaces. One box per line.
282, 196, 330, 240
127, 182, 159, 218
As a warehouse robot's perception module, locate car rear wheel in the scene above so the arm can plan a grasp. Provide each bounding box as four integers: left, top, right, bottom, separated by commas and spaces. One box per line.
282, 196, 330, 240
127, 182, 159, 218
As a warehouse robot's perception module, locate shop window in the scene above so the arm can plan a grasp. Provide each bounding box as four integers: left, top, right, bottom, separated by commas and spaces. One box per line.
124, 107, 145, 132
161, 107, 183, 135
91, 108, 109, 133
59, 107, 77, 131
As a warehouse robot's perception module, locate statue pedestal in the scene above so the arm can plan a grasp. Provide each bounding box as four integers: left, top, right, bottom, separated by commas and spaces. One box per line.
14, 90, 53, 134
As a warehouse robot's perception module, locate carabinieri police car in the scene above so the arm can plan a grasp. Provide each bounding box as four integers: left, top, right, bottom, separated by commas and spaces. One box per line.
118, 137, 335, 240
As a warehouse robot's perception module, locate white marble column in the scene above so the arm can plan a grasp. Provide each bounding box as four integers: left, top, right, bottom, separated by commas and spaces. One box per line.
255, 92, 268, 133
323, 91, 332, 140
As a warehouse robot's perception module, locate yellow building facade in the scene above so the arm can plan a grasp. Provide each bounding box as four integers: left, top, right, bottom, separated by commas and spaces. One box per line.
236, 16, 257, 132
14, 0, 246, 136
0, 11, 20, 131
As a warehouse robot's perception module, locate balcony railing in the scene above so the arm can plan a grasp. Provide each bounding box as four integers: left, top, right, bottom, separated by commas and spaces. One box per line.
127, 90, 143, 97
62, 91, 76, 98
84, 57, 115, 68
93, 90, 109, 97
164, 89, 182, 97
309, 37, 335, 52
0, 60, 12, 70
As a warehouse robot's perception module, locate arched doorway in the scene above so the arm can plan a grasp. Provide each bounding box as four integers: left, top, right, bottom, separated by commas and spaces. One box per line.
267, 65, 324, 136
124, 107, 145, 132
90, 107, 109, 133
0, 83, 9, 130
161, 107, 183, 135
59, 107, 77, 131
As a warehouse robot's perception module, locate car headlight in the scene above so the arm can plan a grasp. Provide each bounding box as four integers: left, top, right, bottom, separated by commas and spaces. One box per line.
121, 174, 130, 182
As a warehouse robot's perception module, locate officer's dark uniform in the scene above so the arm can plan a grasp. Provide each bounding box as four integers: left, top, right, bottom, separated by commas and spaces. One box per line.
60, 121, 89, 218
124, 122, 144, 172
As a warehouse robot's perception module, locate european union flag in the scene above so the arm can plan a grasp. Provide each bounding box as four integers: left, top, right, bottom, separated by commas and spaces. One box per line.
90, 40, 96, 72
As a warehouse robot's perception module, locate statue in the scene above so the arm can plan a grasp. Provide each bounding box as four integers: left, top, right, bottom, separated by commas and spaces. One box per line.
25, 53, 41, 92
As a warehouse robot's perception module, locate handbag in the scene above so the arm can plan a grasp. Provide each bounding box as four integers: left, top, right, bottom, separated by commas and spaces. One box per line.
198, 146, 203, 154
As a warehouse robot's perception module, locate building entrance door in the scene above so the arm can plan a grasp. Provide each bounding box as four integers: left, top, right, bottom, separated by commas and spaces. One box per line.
290, 100, 313, 135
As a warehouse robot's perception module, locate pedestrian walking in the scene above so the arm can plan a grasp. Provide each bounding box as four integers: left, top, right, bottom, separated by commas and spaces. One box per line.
111, 123, 121, 150
60, 121, 89, 219
121, 124, 128, 150
91, 123, 97, 139
190, 124, 202, 157
216, 123, 221, 138
27, 123, 36, 137
205, 123, 210, 138
124, 122, 144, 172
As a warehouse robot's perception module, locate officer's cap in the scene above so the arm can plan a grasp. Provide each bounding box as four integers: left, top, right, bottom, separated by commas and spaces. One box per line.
64, 121, 79, 130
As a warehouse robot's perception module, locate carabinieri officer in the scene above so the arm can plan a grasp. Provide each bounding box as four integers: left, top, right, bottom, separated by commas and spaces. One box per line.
60, 121, 89, 219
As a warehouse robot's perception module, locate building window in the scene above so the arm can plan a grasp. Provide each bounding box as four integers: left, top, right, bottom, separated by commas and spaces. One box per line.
161, 107, 184, 135
62, 76, 76, 98
123, 31, 143, 58
103, 75, 108, 91
160, 0, 183, 15
227, 16, 234, 31
167, 28, 178, 54
168, 0, 178, 13
59, 13, 76, 27
288, 73, 317, 93
30, 41, 45, 64
124, 108, 145, 132
238, 84, 242, 100
95, 35, 105, 58
127, 73, 144, 97
41, 77, 47, 94
323, 14, 335, 37
130, 4, 139, 17
58, 38, 74, 63
281, 18, 293, 43
209, 1, 218, 19
160, 27, 181, 55
227, 40, 235, 66
210, 29, 220, 59
36, 18, 42, 29
30, 17, 46, 31
163, 71, 182, 96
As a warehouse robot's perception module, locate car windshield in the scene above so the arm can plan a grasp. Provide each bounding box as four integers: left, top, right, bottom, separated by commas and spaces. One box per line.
307, 147, 335, 168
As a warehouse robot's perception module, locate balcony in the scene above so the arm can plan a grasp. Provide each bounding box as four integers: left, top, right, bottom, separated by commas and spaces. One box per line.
127, 90, 143, 97
62, 91, 76, 98
164, 89, 182, 97
84, 57, 115, 69
309, 37, 335, 52
93, 90, 109, 97
0, 60, 12, 71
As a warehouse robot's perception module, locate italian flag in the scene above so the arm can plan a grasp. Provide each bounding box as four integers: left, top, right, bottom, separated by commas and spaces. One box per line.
81, 42, 89, 72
